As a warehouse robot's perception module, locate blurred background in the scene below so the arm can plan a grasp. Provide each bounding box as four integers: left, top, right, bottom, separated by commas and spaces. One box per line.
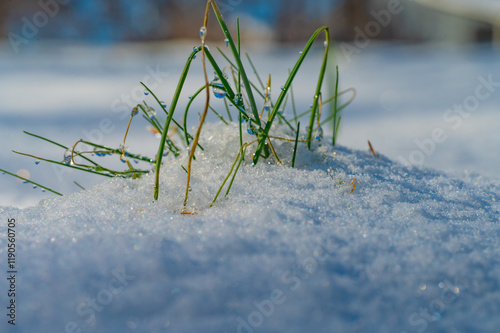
1, 0, 500, 207
1, 0, 500, 44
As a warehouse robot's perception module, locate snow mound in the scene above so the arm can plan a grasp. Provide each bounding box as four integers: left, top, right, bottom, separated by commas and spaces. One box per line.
1, 122, 500, 333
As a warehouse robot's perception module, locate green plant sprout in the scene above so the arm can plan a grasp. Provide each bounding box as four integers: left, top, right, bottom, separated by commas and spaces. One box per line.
1, 0, 356, 212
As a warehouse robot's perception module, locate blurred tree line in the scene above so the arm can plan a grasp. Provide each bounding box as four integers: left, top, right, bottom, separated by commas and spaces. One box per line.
0, 0, 495, 44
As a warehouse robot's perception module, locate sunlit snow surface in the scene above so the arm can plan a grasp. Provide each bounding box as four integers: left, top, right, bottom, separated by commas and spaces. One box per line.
1, 42, 500, 332
2, 121, 500, 333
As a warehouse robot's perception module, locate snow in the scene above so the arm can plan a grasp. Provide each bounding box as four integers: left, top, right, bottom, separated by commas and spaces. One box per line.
1, 41, 500, 332
2, 120, 500, 332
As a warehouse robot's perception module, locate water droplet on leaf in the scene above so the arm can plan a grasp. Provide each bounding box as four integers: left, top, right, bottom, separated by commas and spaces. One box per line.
200, 27, 207, 39
63, 149, 73, 165
146, 106, 157, 118
212, 82, 227, 99
235, 93, 242, 105
93, 147, 106, 157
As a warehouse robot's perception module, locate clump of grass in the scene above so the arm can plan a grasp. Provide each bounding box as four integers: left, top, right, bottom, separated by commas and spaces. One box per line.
1, 0, 355, 211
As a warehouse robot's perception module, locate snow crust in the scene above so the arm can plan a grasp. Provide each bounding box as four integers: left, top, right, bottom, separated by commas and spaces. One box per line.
1, 122, 500, 333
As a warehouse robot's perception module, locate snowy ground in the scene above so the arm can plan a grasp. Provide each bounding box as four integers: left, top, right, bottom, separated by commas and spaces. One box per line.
1, 41, 500, 332
1, 41, 500, 207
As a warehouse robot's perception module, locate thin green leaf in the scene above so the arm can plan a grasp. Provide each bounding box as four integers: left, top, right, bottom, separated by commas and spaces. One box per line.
154, 48, 200, 200
291, 122, 300, 168
0, 167, 63, 196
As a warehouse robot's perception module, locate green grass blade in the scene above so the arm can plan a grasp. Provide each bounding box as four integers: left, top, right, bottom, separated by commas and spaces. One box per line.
333, 65, 339, 145
289, 70, 298, 126
252, 26, 330, 164
291, 122, 300, 168
217, 47, 267, 101
246, 52, 265, 90
290, 88, 355, 125
209, 106, 229, 125
210, 147, 243, 207
306, 35, 330, 149
210, 143, 248, 207
138, 104, 163, 134
12, 151, 116, 177
237, 16, 242, 93
334, 115, 342, 145
217, 47, 237, 69
206, 49, 255, 123
22, 132, 102, 167
239, 112, 243, 153
142, 81, 194, 144
210, 1, 260, 126
223, 98, 233, 122
79, 141, 155, 164
225, 145, 246, 197
0, 167, 63, 196
154, 48, 199, 200
204, 48, 236, 100
320, 101, 350, 125
277, 112, 296, 133
322, 87, 356, 105
23, 131, 68, 149
73, 181, 86, 191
